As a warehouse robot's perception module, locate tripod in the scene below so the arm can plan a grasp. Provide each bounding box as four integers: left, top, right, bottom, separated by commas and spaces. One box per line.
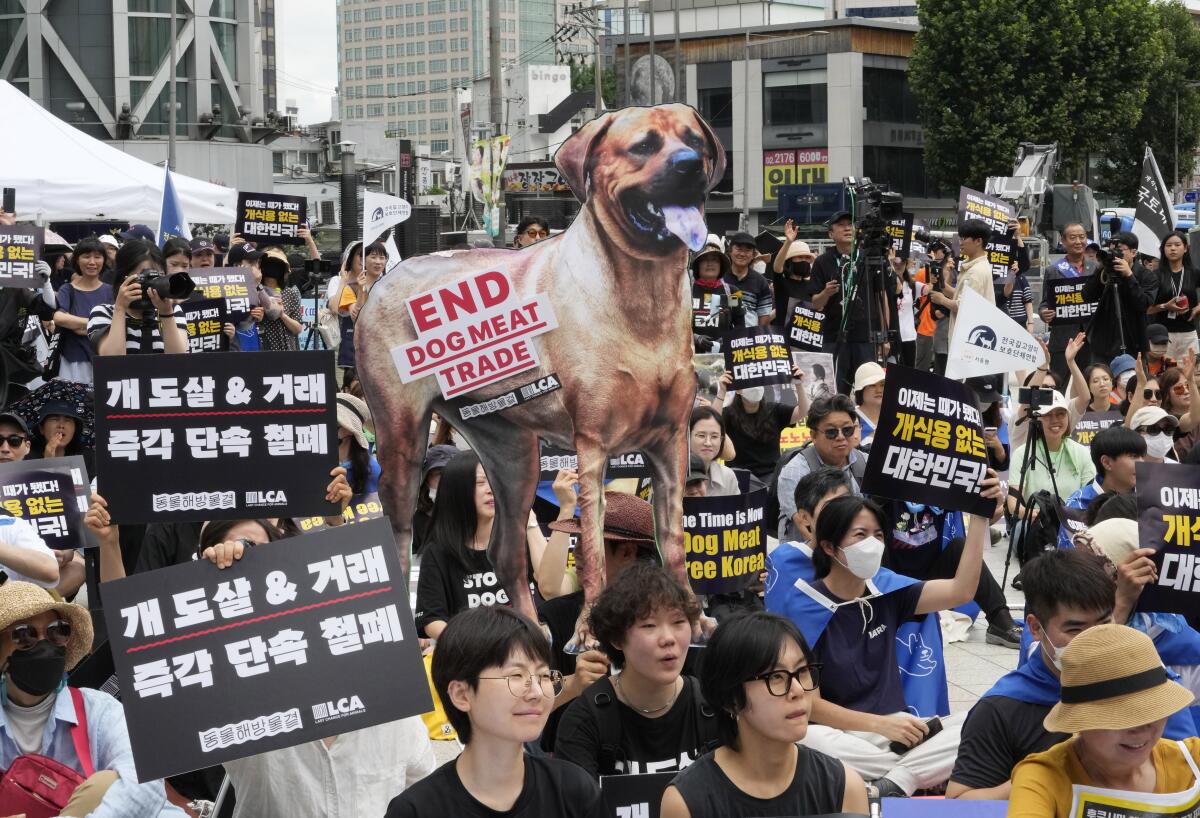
301, 271, 330, 352
1002, 399, 1063, 591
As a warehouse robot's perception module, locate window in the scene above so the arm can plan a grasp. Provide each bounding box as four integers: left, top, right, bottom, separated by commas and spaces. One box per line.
388, 102, 398, 114
367, 65, 383, 78
365, 25, 383, 39
386, 25, 394, 37
386, 44, 396, 57
367, 104, 385, 117
306, 152, 320, 173
416, 22, 424, 33
408, 101, 417, 113
430, 98, 448, 112
414, 2, 424, 13
430, 78, 449, 92
321, 201, 336, 224
449, 18, 457, 31
432, 139, 450, 153
387, 82, 397, 94
417, 100, 425, 113
367, 84, 384, 97
364, 6, 382, 20
698, 88, 733, 128
863, 146, 934, 197
864, 68, 919, 123
430, 39, 446, 53
763, 70, 827, 126
430, 59, 447, 73
387, 63, 395, 77
428, 0, 445, 12
366, 46, 382, 60
431, 118, 448, 132
272, 152, 285, 174
429, 19, 446, 33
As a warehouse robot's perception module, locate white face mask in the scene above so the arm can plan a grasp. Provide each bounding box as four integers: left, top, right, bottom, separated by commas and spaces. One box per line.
428, 488, 437, 502
1144, 432, 1175, 459
1043, 634, 1068, 672
835, 535, 885, 580
739, 386, 765, 404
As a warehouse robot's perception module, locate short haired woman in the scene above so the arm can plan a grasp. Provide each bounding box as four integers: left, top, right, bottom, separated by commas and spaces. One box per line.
52, 237, 112, 384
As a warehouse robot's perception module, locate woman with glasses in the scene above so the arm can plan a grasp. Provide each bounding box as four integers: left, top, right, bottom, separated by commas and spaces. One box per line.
688, 406, 739, 497
1130, 405, 1181, 463
514, 216, 550, 248
661, 611, 868, 817
1158, 363, 1200, 459
386, 606, 601, 818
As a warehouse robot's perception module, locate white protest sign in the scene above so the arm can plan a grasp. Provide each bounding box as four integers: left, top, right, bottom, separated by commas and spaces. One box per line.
945, 287, 1045, 380
363, 190, 413, 248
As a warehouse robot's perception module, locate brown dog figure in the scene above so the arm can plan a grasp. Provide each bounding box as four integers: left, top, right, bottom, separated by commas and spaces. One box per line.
355, 104, 725, 642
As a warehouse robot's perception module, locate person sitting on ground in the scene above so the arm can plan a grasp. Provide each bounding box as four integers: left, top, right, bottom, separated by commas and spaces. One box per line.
784, 468, 853, 547
554, 562, 717, 778
685, 454, 709, 498
28, 399, 88, 463
89, 240, 188, 356
689, 406, 740, 496
661, 611, 869, 818
384, 606, 603, 818
1062, 424, 1145, 515
1132, 405, 1180, 463
852, 362, 886, 446
1065, 335, 1117, 417
715, 366, 808, 482
1009, 390, 1095, 520
336, 392, 379, 496
1009, 625, 1200, 818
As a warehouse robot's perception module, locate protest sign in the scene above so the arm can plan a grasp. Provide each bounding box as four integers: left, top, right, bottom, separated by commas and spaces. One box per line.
1135, 462, 1200, 616
186, 268, 256, 318
683, 489, 767, 595
1071, 411, 1124, 446
791, 350, 837, 402
363, 190, 412, 248
723, 326, 792, 390
390, 269, 559, 399
101, 517, 431, 780
457, 373, 562, 422
691, 282, 727, 335
600, 772, 674, 817
93, 351, 339, 523
945, 288, 1045, 380
235, 192, 306, 245
957, 187, 1015, 235
0, 225, 43, 289
538, 441, 651, 482
787, 300, 826, 352
910, 219, 930, 261
1071, 779, 1200, 818
183, 297, 228, 354
862, 366, 993, 518
1049, 275, 1099, 323
294, 493, 385, 535
984, 234, 1015, 280
886, 213, 914, 260
0, 456, 94, 550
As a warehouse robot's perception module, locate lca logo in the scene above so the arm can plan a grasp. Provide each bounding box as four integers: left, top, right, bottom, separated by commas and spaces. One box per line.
245, 490, 287, 506
312, 695, 365, 723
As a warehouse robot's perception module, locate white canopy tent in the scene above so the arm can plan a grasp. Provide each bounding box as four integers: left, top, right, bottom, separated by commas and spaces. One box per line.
0, 80, 237, 224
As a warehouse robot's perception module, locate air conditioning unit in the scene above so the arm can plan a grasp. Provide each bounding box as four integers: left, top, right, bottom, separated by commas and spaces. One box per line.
291, 164, 305, 178
516, 118, 527, 128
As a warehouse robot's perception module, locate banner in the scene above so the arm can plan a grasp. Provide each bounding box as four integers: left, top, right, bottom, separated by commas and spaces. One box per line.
93, 351, 339, 523
538, 442, 651, 482
186, 268, 256, 318
0, 456, 93, 550
100, 518, 431, 781
293, 493, 385, 535
957, 187, 1015, 235
363, 189, 412, 248
862, 365, 993, 518
183, 297, 228, 354
1071, 410, 1124, 446
157, 168, 192, 247
470, 135, 510, 238
1049, 275, 1099, 324
1133, 146, 1175, 259
723, 326, 793, 390
762, 148, 829, 201
390, 269, 560, 400
886, 213, 915, 260
787, 300, 826, 352
0, 225, 42, 289
600, 772, 675, 818
984, 234, 1015, 280
683, 489, 767, 595
1135, 462, 1200, 616
1071, 778, 1200, 818
235, 192, 306, 245
945, 287, 1045, 380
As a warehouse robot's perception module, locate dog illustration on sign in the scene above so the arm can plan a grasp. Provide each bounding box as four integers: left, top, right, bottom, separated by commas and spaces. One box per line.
355, 104, 726, 644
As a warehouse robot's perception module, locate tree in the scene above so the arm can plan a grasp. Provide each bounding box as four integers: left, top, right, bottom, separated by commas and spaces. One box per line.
569, 61, 618, 109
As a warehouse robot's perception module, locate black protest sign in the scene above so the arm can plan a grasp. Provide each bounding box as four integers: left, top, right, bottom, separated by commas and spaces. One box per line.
93, 351, 339, 523
1050, 275, 1099, 323
0, 456, 94, 550
1135, 462, 1200, 616
538, 441, 651, 482
183, 297, 228, 354
862, 366, 992, 518
0, 225, 43, 289
600, 772, 674, 818
723, 326, 793, 390
235, 192, 306, 245
1071, 411, 1124, 446
293, 493, 384, 535
957, 187, 1015, 235
691, 283, 728, 336
886, 213, 914, 260
100, 517, 431, 780
187, 268, 256, 318
683, 489, 767, 595
787, 300, 826, 352
985, 234, 1015, 280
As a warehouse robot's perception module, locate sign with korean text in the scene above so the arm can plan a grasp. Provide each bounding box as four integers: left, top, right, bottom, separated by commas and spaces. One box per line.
538, 441, 651, 482
886, 213, 915, 260
787, 300, 826, 351
391, 270, 559, 400
0, 456, 94, 550
957, 188, 1015, 235
1136, 462, 1200, 615
235, 192, 305, 245
93, 352, 339, 523
0, 225, 42, 289
683, 489, 767, 595
293, 493, 384, 535
763, 149, 829, 201
723, 326, 793, 390
862, 365, 993, 518
183, 298, 228, 354
100, 518, 431, 780
1050, 275, 1099, 323
985, 234, 1015, 280
600, 772, 674, 818
186, 268, 256, 318
1070, 775, 1200, 818
1071, 411, 1123, 446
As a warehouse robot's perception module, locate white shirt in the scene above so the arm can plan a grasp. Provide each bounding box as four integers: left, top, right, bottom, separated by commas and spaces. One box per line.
898, 279, 917, 342
223, 716, 436, 818
0, 516, 58, 588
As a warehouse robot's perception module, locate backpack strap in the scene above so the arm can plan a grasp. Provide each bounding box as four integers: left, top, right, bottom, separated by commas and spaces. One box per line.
68, 687, 93, 778
689, 677, 721, 755
590, 677, 622, 775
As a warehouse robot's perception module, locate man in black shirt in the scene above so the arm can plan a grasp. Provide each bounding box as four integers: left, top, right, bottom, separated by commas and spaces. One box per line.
1082, 230, 1153, 363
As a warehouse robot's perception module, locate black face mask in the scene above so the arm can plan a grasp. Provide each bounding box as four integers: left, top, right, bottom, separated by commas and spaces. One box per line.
787, 261, 812, 279
6, 642, 66, 698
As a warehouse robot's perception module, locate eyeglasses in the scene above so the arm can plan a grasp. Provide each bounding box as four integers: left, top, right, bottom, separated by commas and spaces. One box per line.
819, 425, 857, 440
1172, 383, 1190, 396
6, 619, 71, 652
524, 228, 549, 239
1140, 423, 1177, 435
478, 669, 564, 698
1144, 389, 1163, 401
754, 664, 822, 696
0, 435, 28, 448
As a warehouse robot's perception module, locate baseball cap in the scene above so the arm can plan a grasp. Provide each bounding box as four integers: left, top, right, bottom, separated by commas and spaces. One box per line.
728, 231, 757, 249
421, 444, 458, 483
1043, 390, 1071, 413
852, 362, 886, 393
119, 224, 155, 242
687, 453, 708, 483
226, 243, 261, 265
190, 237, 216, 253
1130, 405, 1177, 431
826, 210, 852, 227
1110, 354, 1137, 381
0, 412, 30, 436
214, 233, 231, 251
1148, 323, 1169, 345
97, 234, 119, 249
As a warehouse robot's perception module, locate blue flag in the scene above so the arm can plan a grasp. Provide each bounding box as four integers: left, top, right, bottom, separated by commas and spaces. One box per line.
156, 168, 191, 247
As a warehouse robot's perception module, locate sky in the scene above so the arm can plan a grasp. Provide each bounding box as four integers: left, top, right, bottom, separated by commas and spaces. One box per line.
275, 3, 339, 125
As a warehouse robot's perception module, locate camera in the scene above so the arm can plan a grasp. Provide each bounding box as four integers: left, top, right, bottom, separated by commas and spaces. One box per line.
132, 270, 195, 313
1018, 386, 1056, 413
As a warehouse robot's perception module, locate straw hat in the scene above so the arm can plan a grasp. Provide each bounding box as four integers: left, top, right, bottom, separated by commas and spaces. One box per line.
336, 393, 371, 449
0, 582, 93, 671
691, 242, 731, 278
1044, 624, 1194, 734
549, 490, 655, 545
785, 240, 816, 262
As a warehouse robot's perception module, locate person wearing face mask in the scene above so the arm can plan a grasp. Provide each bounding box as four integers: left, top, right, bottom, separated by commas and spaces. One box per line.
0, 581, 188, 816
715, 366, 808, 482
1058, 426, 1145, 545
770, 220, 820, 333
768, 487, 1002, 798
1110, 354, 1138, 403
1132, 406, 1181, 463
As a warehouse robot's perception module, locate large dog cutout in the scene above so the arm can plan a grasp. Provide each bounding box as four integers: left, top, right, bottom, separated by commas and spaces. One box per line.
355, 104, 726, 641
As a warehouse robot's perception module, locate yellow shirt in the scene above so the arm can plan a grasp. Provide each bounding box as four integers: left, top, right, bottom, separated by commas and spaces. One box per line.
1009, 736, 1200, 818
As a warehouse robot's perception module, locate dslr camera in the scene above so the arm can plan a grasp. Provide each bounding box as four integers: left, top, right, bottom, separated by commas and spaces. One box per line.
132, 270, 195, 313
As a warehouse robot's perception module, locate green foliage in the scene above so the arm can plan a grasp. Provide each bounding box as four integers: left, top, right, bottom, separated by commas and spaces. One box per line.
569, 61, 618, 107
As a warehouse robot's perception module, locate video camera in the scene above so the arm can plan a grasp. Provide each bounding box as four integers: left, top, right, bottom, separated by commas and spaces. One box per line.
844, 177, 905, 259
132, 270, 195, 313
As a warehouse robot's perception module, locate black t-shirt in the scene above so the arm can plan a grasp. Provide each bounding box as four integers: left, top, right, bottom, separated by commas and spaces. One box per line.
541, 591, 584, 677
723, 401, 795, 479
1154, 265, 1200, 333
384, 754, 604, 818
811, 247, 866, 342
770, 272, 818, 331
415, 541, 509, 636
810, 580, 924, 715
671, 747, 845, 818
950, 695, 1067, 790
554, 676, 711, 777
133, 521, 205, 573
880, 500, 949, 580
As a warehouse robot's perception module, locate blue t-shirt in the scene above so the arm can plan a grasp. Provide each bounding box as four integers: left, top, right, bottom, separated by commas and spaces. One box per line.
343, 454, 381, 495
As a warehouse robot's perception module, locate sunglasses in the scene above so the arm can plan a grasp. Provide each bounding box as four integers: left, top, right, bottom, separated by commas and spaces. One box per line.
7, 619, 71, 651
819, 425, 857, 440
1172, 383, 1189, 396
524, 228, 549, 239
0, 434, 27, 448
1144, 389, 1163, 401
1140, 422, 1177, 435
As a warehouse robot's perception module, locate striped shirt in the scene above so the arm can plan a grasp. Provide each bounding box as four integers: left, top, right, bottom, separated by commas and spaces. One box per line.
87, 303, 188, 354
723, 268, 773, 326
995, 272, 1033, 325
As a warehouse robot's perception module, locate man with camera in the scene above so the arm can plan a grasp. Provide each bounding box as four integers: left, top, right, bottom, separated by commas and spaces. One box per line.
915, 240, 952, 373
929, 220, 996, 336
1081, 231, 1153, 363
1039, 223, 1097, 385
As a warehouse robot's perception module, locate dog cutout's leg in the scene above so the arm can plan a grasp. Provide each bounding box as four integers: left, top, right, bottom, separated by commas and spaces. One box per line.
566, 441, 608, 651
373, 402, 431, 582
479, 428, 541, 625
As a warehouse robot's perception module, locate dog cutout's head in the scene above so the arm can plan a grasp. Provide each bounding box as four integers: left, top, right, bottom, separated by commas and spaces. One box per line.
555, 104, 726, 257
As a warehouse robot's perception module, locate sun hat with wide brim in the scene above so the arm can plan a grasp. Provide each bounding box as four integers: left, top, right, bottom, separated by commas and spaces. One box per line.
691, 243, 731, 278
1044, 623, 1194, 734
785, 240, 816, 262
336, 393, 371, 450
549, 490, 656, 545
0, 582, 93, 671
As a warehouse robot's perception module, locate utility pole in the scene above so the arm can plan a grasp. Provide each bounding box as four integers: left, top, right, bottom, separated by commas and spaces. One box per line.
648, 1, 656, 103
594, 4, 603, 113
168, 1, 178, 170
673, 0, 681, 103
623, 0, 630, 106
488, 0, 506, 246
